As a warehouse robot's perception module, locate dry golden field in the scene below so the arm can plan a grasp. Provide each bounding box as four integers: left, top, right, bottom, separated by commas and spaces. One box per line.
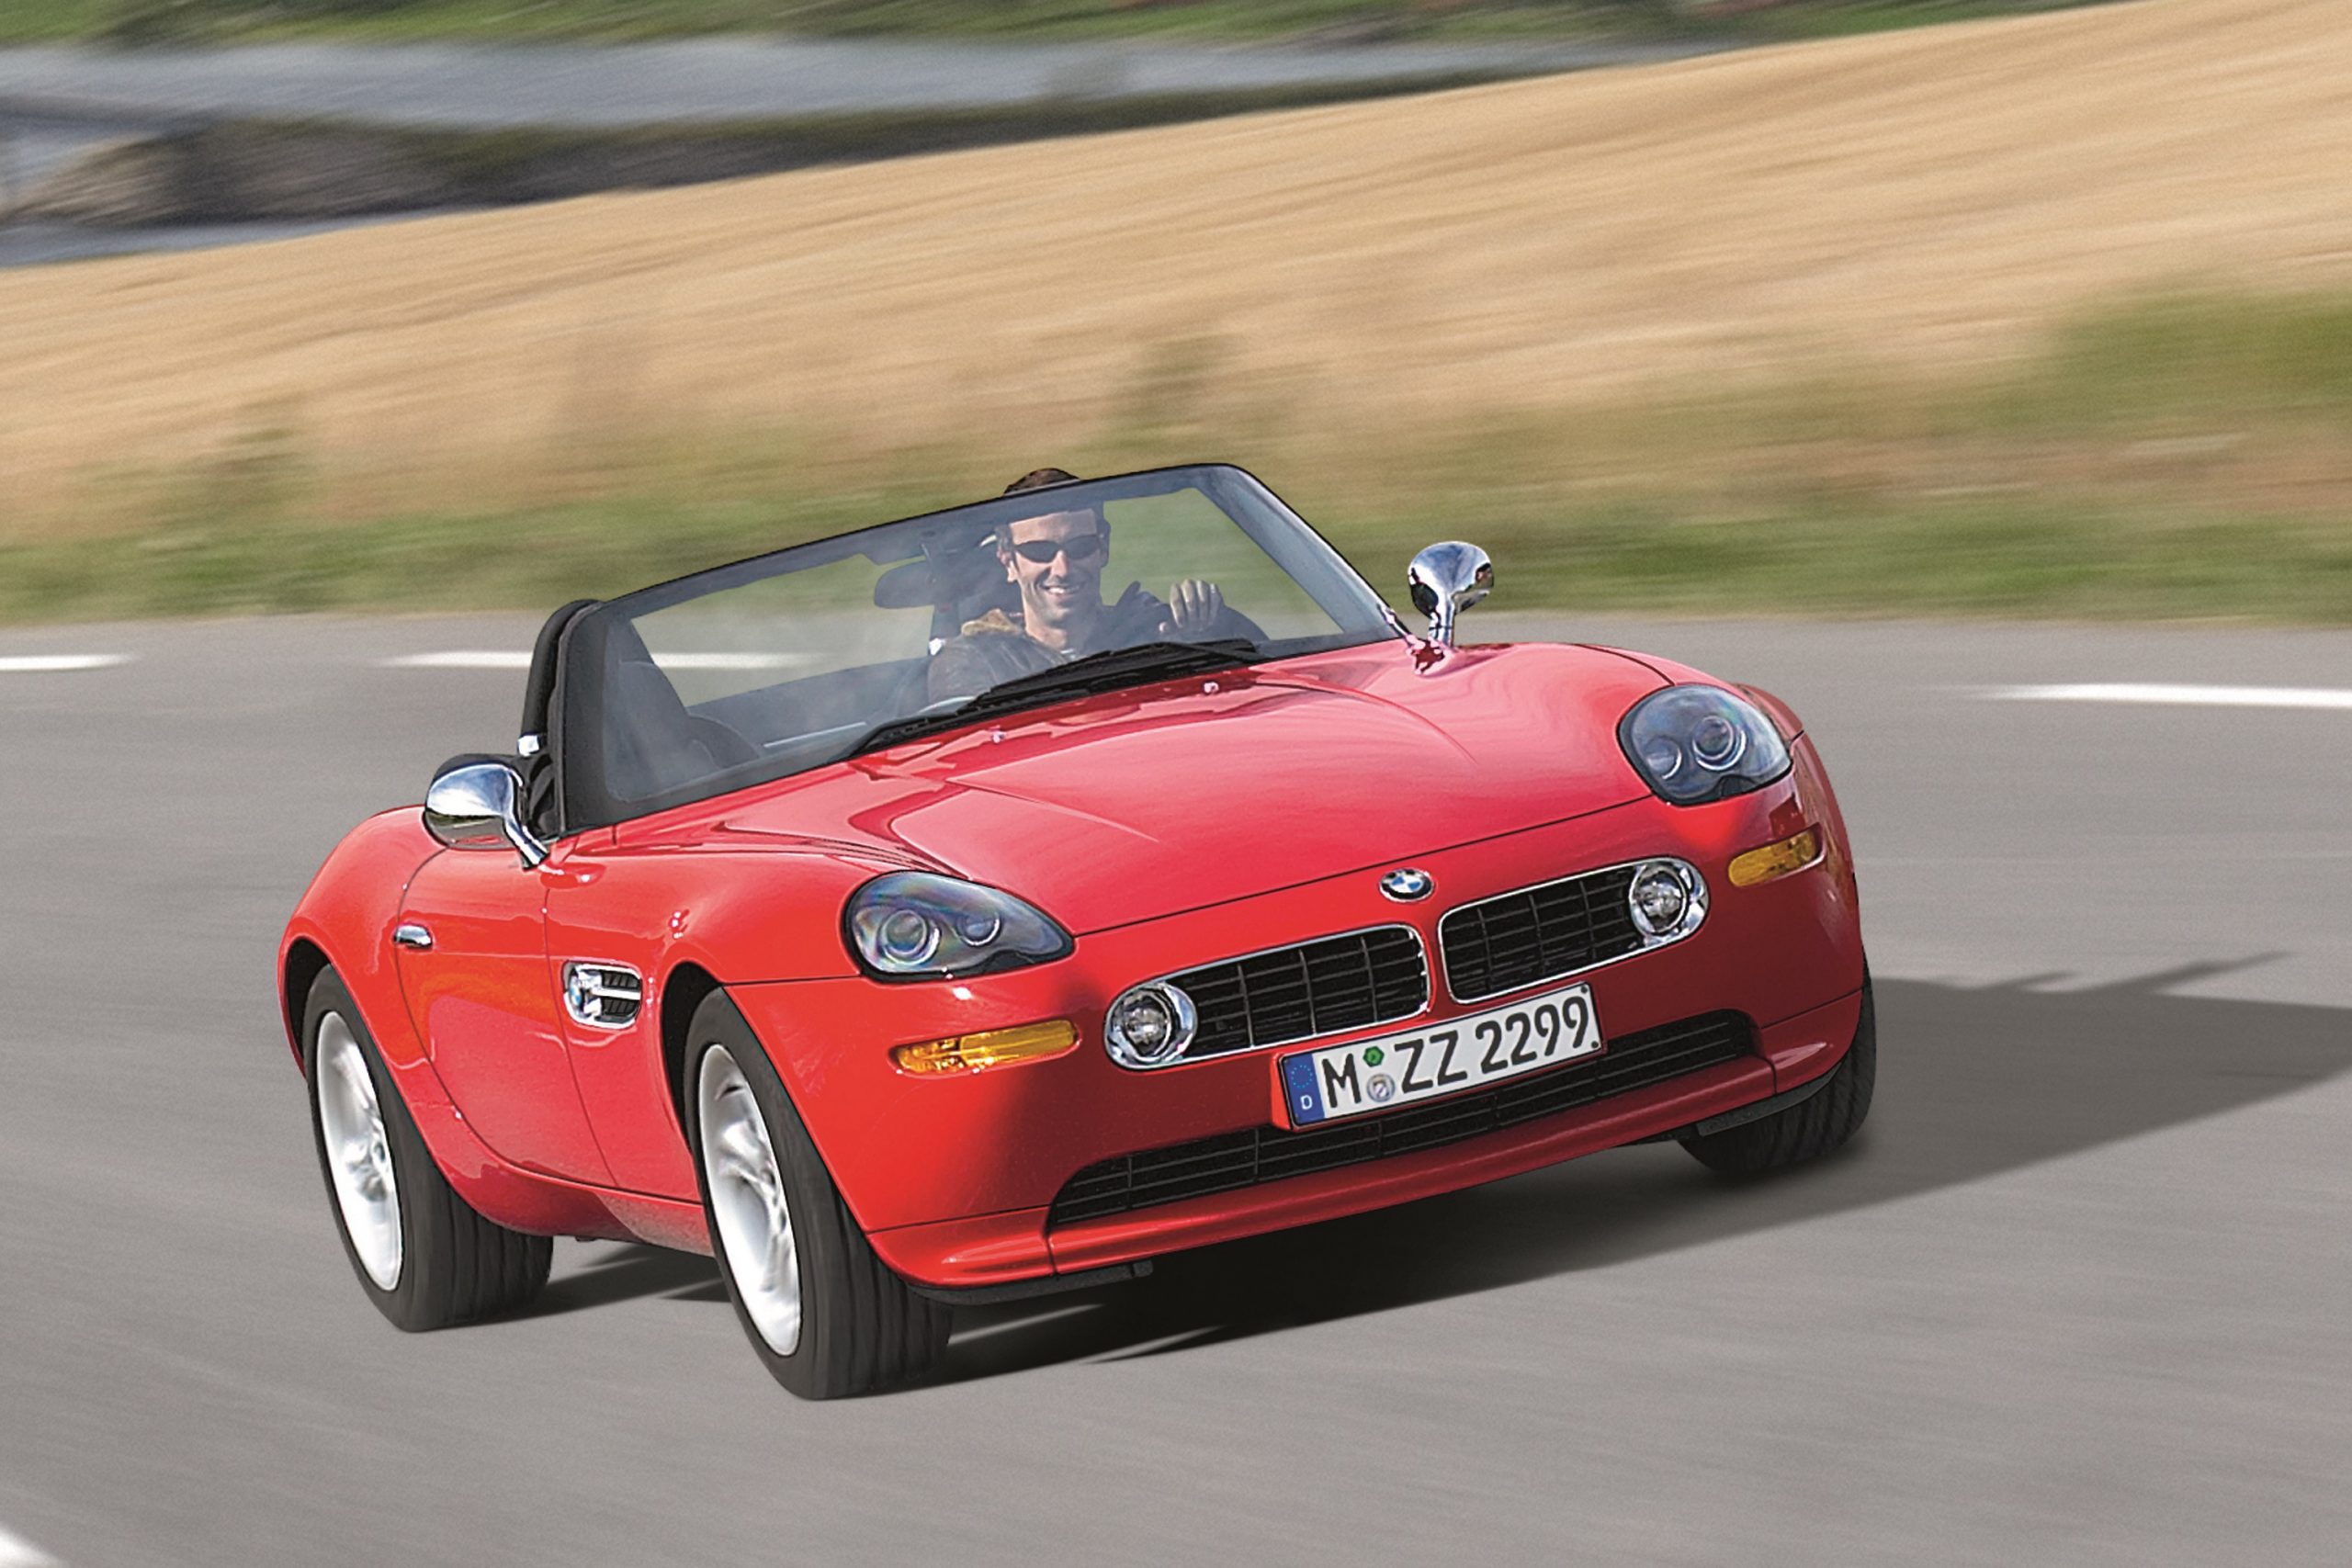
4, 0, 2350, 540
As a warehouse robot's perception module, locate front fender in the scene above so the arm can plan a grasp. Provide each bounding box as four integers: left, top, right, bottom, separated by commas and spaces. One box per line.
278, 807, 437, 1071
554, 840, 895, 987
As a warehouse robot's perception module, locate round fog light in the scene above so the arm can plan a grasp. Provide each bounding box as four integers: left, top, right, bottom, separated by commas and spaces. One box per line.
1104, 983, 1198, 1069
1628, 862, 1702, 940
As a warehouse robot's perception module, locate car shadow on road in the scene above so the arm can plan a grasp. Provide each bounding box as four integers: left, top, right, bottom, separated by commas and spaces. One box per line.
526, 1240, 723, 1318
931, 964, 2352, 1388
511, 966, 2351, 1382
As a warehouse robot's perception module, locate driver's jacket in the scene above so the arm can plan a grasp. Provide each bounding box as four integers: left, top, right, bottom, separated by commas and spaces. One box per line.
925, 582, 1251, 703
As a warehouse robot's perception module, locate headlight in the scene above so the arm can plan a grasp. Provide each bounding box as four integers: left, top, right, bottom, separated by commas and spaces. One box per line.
843, 873, 1072, 980
1619, 685, 1792, 806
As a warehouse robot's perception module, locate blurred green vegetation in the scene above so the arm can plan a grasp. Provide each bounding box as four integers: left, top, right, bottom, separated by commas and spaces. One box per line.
9, 285, 2351, 626
10, 489, 2342, 626
2, 0, 2120, 45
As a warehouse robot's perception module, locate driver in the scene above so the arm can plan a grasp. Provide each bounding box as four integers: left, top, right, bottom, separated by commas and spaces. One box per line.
926, 468, 1250, 702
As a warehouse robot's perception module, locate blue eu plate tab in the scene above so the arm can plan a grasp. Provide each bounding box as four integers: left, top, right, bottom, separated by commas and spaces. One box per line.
1280, 1054, 1328, 1126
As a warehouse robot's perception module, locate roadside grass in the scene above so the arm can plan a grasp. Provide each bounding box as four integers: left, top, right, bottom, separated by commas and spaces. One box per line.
13, 489, 2343, 626
0, 0, 2116, 45
7, 286, 2350, 626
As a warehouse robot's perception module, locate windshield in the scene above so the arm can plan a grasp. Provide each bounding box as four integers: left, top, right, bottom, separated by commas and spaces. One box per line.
554, 465, 1401, 830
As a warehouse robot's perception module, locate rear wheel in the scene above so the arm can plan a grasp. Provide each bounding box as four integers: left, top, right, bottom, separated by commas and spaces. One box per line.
685, 989, 949, 1398
304, 968, 551, 1329
1680, 977, 1876, 1176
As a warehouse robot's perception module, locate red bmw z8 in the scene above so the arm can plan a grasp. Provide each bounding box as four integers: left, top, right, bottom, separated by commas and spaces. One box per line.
280, 464, 1872, 1397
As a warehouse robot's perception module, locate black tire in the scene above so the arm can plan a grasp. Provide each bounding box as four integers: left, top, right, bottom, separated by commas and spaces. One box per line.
683, 988, 950, 1399
303, 968, 552, 1330
1679, 977, 1877, 1177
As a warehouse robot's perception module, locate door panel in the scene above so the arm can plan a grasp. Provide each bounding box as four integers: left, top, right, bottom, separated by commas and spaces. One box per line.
394, 848, 615, 1186
544, 852, 699, 1199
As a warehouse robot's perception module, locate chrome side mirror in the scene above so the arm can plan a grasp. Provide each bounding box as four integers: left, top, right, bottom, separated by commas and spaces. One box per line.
424, 761, 548, 869
1406, 541, 1494, 648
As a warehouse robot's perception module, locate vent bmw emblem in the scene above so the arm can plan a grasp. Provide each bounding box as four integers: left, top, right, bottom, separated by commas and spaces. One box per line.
1379, 867, 1433, 902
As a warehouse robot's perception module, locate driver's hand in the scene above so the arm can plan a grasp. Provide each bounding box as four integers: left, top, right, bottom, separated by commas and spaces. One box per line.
1161, 579, 1225, 637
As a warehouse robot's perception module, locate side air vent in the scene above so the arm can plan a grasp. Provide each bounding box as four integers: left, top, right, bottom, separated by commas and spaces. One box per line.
562, 962, 645, 1029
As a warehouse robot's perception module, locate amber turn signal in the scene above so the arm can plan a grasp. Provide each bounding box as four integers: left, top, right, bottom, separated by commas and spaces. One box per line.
891, 1019, 1079, 1075
1727, 828, 1824, 888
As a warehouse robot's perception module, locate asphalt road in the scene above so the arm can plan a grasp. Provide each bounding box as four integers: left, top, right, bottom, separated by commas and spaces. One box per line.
1, 612, 2346, 1567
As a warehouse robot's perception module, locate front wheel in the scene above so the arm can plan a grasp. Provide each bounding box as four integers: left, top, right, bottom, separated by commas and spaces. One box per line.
685, 989, 949, 1398
1680, 977, 1876, 1176
303, 968, 551, 1328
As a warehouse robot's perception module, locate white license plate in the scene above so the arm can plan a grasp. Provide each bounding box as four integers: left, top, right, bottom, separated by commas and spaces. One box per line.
1278, 982, 1604, 1127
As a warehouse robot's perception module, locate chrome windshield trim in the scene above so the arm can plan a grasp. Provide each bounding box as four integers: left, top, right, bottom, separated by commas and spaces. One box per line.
1437, 855, 1707, 1005
1108, 922, 1432, 1069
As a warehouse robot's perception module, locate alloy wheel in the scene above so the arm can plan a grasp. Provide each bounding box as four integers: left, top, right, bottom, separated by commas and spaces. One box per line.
316, 1011, 402, 1291
697, 1044, 803, 1355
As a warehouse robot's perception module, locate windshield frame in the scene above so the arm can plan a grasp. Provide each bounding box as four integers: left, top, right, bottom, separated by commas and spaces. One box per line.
549, 463, 1406, 834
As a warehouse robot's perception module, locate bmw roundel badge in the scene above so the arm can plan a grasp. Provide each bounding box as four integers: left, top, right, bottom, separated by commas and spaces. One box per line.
1380, 867, 1434, 901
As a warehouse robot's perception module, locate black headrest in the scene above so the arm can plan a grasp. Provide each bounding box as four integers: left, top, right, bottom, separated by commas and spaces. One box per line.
872, 558, 946, 610
520, 598, 599, 750
875, 530, 1004, 610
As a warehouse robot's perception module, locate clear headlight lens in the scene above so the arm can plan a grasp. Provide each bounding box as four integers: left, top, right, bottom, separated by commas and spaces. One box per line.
1620, 685, 1792, 806
844, 873, 1072, 980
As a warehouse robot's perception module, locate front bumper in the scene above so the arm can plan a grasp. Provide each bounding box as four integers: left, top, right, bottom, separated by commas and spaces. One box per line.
729, 738, 1864, 1290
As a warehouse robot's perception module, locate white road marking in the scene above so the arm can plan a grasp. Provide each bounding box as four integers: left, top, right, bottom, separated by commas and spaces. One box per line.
1989, 682, 2352, 711
384, 651, 813, 671
0, 1522, 59, 1568
380, 650, 531, 670
0, 654, 130, 673
649, 652, 819, 671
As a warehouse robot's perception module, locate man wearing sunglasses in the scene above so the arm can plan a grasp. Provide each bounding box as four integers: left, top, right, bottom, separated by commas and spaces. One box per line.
927, 468, 1251, 702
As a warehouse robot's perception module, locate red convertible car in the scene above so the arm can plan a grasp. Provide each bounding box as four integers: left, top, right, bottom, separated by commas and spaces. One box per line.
281, 464, 1872, 1398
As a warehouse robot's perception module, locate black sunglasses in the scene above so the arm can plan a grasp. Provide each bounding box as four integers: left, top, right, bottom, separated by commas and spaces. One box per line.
1010, 534, 1106, 565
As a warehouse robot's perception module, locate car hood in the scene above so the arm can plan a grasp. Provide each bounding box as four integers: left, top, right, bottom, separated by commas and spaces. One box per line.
710, 640, 1665, 933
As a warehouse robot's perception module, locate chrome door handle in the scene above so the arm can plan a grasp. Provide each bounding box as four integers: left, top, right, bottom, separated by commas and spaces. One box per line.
392, 922, 435, 951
